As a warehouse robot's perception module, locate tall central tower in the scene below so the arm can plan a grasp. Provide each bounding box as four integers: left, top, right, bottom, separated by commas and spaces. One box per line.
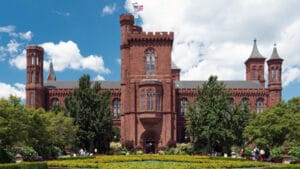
119, 14, 175, 152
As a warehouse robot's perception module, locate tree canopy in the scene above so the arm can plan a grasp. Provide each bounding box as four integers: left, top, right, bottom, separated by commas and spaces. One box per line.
243, 96, 300, 149
64, 74, 112, 153
186, 76, 251, 153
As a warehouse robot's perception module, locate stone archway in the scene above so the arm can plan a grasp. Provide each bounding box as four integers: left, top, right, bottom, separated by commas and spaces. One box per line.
140, 130, 159, 154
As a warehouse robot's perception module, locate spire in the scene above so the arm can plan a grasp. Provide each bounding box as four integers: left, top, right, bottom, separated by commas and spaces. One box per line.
47, 60, 56, 81
249, 39, 264, 59
269, 43, 283, 60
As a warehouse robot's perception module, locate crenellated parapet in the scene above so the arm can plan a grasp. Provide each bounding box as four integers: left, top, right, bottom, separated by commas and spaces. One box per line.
128, 31, 174, 42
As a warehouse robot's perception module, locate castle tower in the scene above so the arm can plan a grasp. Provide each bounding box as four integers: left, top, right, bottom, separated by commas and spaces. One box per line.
47, 61, 56, 81
267, 44, 283, 106
25, 46, 45, 108
119, 14, 175, 152
245, 39, 266, 87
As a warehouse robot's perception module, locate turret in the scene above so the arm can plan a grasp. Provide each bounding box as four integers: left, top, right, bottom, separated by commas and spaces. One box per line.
245, 39, 266, 87
25, 45, 45, 108
267, 44, 283, 106
47, 60, 56, 81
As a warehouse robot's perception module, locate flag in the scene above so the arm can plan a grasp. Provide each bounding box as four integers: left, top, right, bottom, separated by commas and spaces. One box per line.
132, 2, 143, 12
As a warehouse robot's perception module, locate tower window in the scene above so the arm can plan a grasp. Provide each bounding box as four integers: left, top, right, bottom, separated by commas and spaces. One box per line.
156, 93, 161, 111
147, 92, 154, 110
145, 48, 155, 74
113, 99, 121, 119
180, 98, 188, 116
30, 92, 35, 106
36, 56, 39, 66
252, 66, 256, 79
31, 72, 35, 83
271, 67, 275, 82
258, 66, 263, 79
31, 54, 35, 65
256, 98, 264, 113
275, 66, 279, 81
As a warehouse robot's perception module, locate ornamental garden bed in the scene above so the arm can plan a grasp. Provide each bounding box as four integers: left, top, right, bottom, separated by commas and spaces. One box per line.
46, 155, 300, 169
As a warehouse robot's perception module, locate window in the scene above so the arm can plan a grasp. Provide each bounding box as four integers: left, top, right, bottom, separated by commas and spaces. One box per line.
147, 93, 154, 110
36, 72, 39, 83
141, 93, 145, 111
241, 98, 249, 110
36, 56, 39, 66
113, 99, 121, 119
31, 54, 35, 65
252, 66, 256, 79
256, 98, 264, 113
275, 66, 279, 81
180, 98, 188, 116
258, 66, 263, 79
31, 72, 35, 83
271, 67, 275, 82
30, 92, 35, 106
51, 98, 59, 107
145, 48, 155, 74
156, 93, 161, 111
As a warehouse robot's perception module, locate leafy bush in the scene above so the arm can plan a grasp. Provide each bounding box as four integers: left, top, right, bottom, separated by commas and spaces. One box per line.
0, 162, 47, 169
110, 142, 122, 154
21, 146, 38, 161
0, 146, 15, 163
288, 146, 300, 161
270, 147, 283, 158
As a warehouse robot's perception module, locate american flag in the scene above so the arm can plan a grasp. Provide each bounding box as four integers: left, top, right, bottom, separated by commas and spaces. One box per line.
132, 2, 143, 12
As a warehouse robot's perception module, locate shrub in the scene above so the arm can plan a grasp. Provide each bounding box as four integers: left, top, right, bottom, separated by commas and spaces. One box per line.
270, 147, 283, 158
288, 146, 300, 161
21, 146, 38, 161
0, 146, 15, 163
0, 162, 47, 169
110, 142, 122, 154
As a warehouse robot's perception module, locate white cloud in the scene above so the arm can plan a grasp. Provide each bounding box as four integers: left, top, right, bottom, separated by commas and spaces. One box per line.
0, 82, 25, 100
94, 75, 105, 81
116, 58, 121, 65
125, 0, 300, 86
9, 50, 26, 69
41, 41, 110, 73
7, 40, 20, 54
19, 31, 33, 41
0, 25, 15, 33
102, 3, 117, 16
52, 10, 71, 17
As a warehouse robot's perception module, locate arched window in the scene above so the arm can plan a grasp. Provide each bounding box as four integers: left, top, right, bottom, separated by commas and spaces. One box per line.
252, 66, 256, 79
51, 98, 59, 107
145, 48, 155, 74
258, 66, 263, 79
271, 67, 275, 82
147, 92, 154, 110
30, 92, 35, 106
256, 98, 264, 113
36, 56, 39, 66
180, 98, 188, 116
36, 72, 39, 83
31, 54, 35, 65
227, 98, 234, 111
31, 72, 35, 83
113, 99, 121, 119
275, 66, 279, 81
241, 98, 249, 110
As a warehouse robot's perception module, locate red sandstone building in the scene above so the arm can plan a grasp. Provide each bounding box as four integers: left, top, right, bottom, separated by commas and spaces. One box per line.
26, 14, 283, 153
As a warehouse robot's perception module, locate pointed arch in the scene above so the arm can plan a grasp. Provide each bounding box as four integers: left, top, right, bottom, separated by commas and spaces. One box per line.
256, 98, 264, 113
145, 48, 156, 74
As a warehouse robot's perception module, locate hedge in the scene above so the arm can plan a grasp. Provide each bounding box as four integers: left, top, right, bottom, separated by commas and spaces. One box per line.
0, 162, 47, 169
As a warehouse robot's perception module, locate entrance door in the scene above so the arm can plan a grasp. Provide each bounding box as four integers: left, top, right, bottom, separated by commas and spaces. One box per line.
145, 139, 155, 154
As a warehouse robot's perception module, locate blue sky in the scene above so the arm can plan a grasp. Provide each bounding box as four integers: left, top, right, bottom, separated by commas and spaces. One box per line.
0, 0, 300, 101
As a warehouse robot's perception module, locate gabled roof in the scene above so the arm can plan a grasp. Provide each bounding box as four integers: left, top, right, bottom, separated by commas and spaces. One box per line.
175, 80, 262, 89
44, 80, 121, 89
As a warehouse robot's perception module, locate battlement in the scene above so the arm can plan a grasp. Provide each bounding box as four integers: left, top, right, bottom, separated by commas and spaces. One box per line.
26, 45, 44, 51
128, 31, 174, 41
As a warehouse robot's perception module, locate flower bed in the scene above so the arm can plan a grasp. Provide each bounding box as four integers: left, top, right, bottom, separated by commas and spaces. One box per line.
47, 155, 300, 169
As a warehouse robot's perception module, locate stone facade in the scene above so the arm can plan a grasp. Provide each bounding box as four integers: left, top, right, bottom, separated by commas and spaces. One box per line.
25, 14, 283, 153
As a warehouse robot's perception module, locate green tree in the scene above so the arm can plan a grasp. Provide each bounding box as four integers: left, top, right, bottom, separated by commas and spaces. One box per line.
243, 97, 300, 149
65, 74, 112, 153
186, 76, 250, 153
